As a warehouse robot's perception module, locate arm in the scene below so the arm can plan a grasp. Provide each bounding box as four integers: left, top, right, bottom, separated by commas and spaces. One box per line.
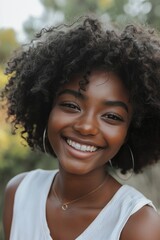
121, 205, 160, 240
3, 173, 27, 240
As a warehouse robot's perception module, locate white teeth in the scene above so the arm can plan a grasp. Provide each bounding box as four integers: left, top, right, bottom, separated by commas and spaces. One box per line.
75, 143, 81, 149
66, 139, 97, 152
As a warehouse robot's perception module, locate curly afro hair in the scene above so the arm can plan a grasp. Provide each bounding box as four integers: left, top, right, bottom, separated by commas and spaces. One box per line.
1, 16, 160, 174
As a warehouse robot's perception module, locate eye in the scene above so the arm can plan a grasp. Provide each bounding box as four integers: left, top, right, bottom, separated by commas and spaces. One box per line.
102, 113, 124, 123
59, 102, 81, 112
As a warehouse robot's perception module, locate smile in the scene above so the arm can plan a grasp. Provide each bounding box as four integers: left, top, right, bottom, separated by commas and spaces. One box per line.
66, 139, 98, 152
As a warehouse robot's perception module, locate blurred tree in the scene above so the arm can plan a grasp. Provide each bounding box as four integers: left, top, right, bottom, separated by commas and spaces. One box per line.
23, 0, 160, 40
0, 29, 19, 65
147, 0, 160, 28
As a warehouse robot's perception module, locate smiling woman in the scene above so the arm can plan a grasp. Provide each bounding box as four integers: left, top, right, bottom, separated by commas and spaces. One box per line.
1, 16, 160, 240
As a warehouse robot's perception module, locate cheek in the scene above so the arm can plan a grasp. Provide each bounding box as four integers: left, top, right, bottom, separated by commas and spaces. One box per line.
102, 125, 128, 146
48, 107, 76, 131
47, 114, 61, 156
47, 110, 61, 145
48, 109, 65, 132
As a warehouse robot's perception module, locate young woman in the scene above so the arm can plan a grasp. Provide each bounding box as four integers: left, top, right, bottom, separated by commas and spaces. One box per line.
2, 17, 160, 240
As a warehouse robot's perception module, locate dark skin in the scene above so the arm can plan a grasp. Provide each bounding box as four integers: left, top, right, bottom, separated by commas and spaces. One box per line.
3, 69, 160, 240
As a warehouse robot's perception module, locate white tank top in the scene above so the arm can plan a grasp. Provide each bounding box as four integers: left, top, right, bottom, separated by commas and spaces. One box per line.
10, 169, 155, 240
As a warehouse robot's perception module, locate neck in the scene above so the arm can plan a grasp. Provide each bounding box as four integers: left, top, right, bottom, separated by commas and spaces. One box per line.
53, 165, 108, 202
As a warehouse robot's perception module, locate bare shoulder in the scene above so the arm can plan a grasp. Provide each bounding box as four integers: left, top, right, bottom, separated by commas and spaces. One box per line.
3, 172, 28, 240
121, 205, 160, 240
4, 172, 28, 205
5, 172, 28, 193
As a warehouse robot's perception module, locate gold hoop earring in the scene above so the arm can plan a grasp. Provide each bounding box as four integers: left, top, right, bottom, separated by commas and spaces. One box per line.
109, 144, 135, 181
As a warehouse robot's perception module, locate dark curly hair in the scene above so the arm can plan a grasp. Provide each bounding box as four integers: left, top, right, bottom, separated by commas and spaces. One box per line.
1, 16, 160, 174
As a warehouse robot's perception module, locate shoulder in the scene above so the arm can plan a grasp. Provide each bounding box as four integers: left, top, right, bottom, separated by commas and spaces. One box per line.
4, 171, 29, 204
5, 172, 28, 194
3, 172, 28, 240
121, 205, 160, 240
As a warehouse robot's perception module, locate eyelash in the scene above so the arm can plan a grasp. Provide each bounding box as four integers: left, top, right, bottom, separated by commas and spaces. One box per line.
60, 102, 80, 111
59, 102, 124, 122
102, 113, 124, 122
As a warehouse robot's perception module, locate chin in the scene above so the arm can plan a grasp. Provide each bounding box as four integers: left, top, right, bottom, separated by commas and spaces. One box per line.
59, 161, 93, 176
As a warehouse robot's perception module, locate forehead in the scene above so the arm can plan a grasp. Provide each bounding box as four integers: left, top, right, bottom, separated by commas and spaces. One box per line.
60, 69, 130, 101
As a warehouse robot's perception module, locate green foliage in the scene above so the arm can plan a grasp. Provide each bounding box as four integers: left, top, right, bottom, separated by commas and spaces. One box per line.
0, 29, 19, 65
0, 68, 7, 89
23, 0, 160, 40
39, 0, 160, 26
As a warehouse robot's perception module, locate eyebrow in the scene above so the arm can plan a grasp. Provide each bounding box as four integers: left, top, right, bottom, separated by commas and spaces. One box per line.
58, 89, 129, 113
57, 89, 86, 100
103, 100, 129, 113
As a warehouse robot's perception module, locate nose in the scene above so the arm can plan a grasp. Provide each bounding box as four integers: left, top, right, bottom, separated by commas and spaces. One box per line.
73, 112, 99, 136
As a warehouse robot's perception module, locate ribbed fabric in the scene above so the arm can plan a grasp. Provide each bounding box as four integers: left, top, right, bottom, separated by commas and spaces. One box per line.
10, 169, 155, 240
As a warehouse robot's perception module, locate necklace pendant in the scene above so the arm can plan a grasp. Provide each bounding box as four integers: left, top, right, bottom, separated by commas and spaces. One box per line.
62, 204, 68, 210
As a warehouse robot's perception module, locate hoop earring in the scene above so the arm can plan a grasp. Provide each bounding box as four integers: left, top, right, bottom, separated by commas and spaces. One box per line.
43, 127, 48, 155
109, 144, 135, 181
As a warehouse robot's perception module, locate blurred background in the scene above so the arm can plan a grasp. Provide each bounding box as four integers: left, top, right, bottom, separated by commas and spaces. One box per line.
0, 0, 160, 238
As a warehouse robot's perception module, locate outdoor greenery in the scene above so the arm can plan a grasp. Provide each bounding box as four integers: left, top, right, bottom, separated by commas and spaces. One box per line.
1, 0, 160, 238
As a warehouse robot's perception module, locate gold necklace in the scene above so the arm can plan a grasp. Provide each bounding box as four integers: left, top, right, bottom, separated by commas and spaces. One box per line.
53, 176, 108, 211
